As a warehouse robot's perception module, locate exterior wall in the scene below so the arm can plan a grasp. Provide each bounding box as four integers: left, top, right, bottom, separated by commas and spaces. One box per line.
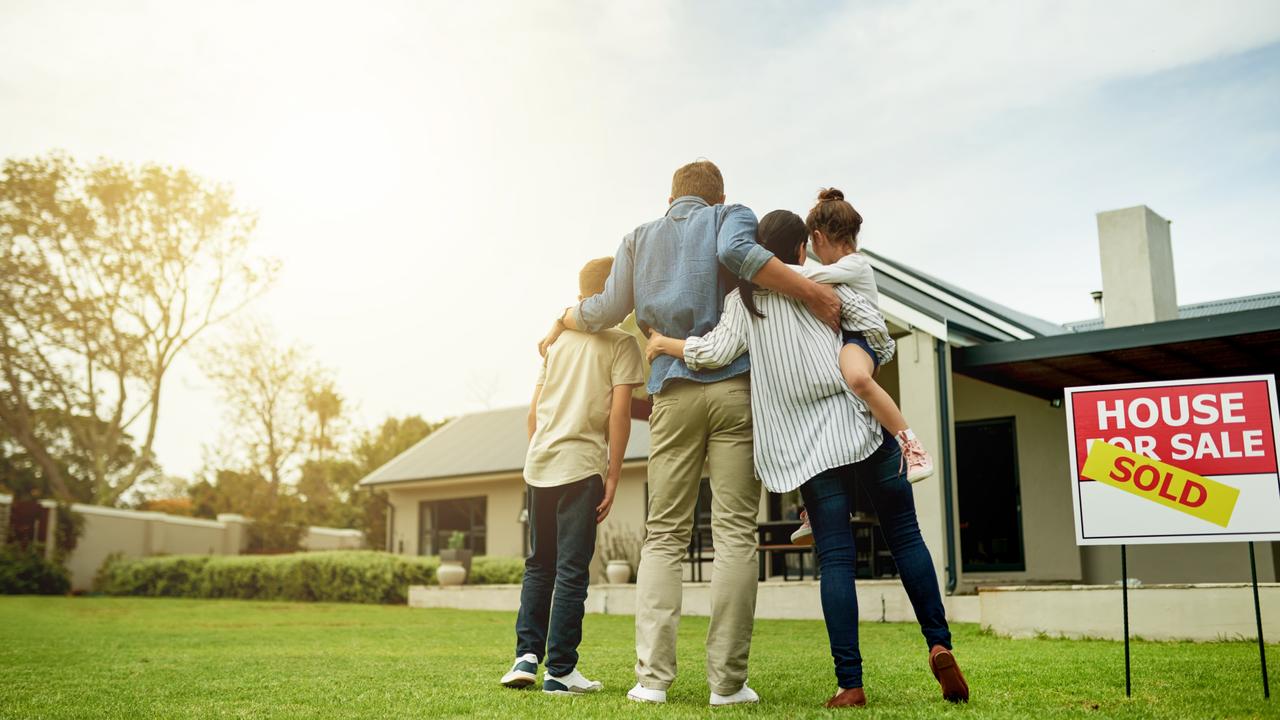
952, 374, 1082, 586
42, 503, 365, 591
1080, 542, 1278, 585
891, 329, 951, 593
384, 464, 649, 569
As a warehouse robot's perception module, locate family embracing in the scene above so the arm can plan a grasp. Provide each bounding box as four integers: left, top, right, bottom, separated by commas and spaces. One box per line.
503, 160, 970, 709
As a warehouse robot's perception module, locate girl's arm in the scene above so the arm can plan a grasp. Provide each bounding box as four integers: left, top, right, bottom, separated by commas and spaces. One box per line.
646, 290, 749, 371
836, 285, 896, 366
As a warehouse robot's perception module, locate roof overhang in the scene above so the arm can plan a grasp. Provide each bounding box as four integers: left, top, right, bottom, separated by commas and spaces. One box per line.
952, 307, 1280, 399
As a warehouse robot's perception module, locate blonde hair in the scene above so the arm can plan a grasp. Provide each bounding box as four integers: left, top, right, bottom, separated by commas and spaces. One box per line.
671, 159, 724, 205
579, 257, 613, 296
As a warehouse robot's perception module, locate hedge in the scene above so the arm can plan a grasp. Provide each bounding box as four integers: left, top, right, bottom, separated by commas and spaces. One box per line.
94, 551, 527, 604
0, 544, 71, 595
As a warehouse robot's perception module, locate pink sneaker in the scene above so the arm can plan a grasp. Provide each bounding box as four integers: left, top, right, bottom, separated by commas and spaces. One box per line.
790, 510, 814, 546
897, 431, 934, 483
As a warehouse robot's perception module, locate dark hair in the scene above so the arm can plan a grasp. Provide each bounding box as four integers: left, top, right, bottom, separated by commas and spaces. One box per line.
738, 210, 808, 319
805, 187, 862, 250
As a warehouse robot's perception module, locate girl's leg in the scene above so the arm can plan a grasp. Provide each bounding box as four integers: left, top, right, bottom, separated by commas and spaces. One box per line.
840, 344, 908, 435
799, 464, 863, 690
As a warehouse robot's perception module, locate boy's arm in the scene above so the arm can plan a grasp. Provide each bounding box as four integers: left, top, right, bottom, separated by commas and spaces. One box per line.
597, 383, 637, 523
527, 385, 543, 441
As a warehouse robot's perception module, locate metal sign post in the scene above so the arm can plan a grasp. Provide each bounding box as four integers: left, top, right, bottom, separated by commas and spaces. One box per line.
1248, 542, 1270, 700
1121, 544, 1131, 698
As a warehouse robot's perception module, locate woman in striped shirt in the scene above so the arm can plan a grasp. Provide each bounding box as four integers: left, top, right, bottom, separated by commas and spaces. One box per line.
646, 209, 968, 709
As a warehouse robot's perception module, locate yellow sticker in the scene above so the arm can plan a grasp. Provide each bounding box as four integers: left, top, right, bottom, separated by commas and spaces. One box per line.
1081, 441, 1240, 528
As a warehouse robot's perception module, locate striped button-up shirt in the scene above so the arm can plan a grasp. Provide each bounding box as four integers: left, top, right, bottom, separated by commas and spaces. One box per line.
683, 284, 895, 493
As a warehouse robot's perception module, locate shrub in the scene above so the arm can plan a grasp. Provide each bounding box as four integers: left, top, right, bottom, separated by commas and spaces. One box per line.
95, 551, 441, 604
0, 544, 70, 595
468, 556, 524, 585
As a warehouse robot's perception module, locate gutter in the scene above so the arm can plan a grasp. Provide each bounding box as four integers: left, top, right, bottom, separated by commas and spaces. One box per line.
936, 336, 958, 595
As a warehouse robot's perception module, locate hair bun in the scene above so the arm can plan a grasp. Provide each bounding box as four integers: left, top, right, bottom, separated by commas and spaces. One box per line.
817, 187, 845, 203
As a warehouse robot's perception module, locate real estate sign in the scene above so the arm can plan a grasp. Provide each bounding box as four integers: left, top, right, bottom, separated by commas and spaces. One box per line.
1065, 375, 1280, 545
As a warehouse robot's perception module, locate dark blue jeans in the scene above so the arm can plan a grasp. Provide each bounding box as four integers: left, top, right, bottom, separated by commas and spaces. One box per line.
515, 475, 602, 676
799, 428, 952, 689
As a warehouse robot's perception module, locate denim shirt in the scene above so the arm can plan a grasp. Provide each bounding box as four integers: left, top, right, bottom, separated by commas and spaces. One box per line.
573, 196, 774, 394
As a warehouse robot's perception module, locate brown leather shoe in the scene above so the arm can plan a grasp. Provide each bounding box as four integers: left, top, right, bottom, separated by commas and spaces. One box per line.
929, 645, 969, 703
824, 687, 867, 708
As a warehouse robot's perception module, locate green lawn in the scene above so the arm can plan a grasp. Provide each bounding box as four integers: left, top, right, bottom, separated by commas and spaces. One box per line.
0, 597, 1273, 719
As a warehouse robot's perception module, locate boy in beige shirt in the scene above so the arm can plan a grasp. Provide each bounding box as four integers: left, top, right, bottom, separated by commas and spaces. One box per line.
500, 257, 644, 696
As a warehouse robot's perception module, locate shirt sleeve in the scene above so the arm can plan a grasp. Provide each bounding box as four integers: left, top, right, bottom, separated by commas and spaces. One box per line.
683, 290, 750, 370
612, 334, 646, 387
716, 204, 773, 281
800, 253, 871, 287
574, 232, 636, 332
836, 285, 896, 366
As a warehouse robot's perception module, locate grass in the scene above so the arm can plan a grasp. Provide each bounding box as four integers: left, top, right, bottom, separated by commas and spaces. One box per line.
0, 597, 1274, 719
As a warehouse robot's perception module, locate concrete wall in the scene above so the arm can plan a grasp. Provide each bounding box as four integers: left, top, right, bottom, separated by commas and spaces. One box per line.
980, 584, 1279, 642
1080, 542, 1278, 585
42, 502, 364, 591
952, 374, 1082, 587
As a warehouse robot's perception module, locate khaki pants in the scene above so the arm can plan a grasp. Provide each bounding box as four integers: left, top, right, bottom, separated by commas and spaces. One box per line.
635, 375, 761, 695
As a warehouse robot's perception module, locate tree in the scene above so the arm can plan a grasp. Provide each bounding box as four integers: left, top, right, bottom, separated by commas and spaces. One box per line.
304, 379, 343, 461
0, 153, 275, 504
201, 322, 315, 504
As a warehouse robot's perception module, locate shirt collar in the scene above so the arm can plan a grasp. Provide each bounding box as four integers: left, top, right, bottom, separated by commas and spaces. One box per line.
666, 195, 710, 219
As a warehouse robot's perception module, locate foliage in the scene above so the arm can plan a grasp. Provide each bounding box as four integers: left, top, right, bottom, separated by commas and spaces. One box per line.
466, 556, 524, 585
94, 551, 440, 604
245, 508, 306, 554
598, 524, 642, 566
4, 599, 1278, 719
0, 153, 275, 504
446, 531, 466, 550
3, 500, 83, 559
0, 543, 70, 594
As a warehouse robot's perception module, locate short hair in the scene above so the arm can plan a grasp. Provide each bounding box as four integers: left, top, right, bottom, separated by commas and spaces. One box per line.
671, 160, 724, 205
579, 257, 613, 296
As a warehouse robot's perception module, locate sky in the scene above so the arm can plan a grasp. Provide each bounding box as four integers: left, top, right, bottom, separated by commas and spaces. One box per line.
2, 0, 1279, 481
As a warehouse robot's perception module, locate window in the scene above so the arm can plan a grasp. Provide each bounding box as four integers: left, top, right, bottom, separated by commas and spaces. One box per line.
956, 417, 1026, 572
419, 497, 487, 556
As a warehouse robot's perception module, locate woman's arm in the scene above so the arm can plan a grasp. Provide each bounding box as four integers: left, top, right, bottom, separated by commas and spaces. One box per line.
681, 292, 749, 371
836, 285, 896, 366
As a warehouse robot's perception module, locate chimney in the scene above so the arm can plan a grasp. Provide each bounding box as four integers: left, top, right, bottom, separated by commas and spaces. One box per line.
1095, 205, 1177, 328
1090, 290, 1104, 319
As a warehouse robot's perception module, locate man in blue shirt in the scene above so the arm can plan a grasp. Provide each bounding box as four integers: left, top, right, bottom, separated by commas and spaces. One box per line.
539, 160, 839, 706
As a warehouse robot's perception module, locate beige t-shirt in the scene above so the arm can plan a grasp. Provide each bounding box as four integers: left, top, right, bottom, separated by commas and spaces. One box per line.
524, 328, 645, 488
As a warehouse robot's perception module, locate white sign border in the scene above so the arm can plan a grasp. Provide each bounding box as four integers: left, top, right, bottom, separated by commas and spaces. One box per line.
1065, 373, 1280, 546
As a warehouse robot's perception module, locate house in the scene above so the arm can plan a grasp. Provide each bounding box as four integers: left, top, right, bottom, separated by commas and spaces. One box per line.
360, 204, 1280, 595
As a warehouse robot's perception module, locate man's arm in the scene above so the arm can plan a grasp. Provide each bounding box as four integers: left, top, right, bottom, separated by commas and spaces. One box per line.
597, 383, 637, 523
717, 204, 840, 330
538, 234, 636, 356
526, 385, 543, 441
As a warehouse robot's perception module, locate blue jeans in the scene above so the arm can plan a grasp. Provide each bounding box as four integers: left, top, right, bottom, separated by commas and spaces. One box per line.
799, 429, 952, 689
515, 475, 602, 676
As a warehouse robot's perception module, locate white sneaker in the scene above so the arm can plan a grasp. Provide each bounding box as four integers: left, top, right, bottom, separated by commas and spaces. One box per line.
710, 683, 760, 706
897, 430, 935, 484
500, 653, 539, 688
790, 510, 814, 546
543, 668, 603, 695
627, 683, 667, 704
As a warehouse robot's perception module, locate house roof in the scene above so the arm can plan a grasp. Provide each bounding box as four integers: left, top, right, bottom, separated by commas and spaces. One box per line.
953, 306, 1280, 399
863, 250, 1067, 343
358, 406, 652, 486
1062, 291, 1280, 333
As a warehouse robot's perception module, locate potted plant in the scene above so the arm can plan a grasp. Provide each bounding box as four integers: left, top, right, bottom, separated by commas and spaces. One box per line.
599, 526, 640, 584
438, 531, 472, 587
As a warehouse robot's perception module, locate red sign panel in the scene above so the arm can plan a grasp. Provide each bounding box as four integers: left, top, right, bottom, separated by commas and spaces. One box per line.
1070, 378, 1278, 479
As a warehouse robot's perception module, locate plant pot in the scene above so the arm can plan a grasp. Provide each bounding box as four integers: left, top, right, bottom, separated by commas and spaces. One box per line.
438, 561, 467, 587
440, 548, 473, 574
605, 560, 632, 584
